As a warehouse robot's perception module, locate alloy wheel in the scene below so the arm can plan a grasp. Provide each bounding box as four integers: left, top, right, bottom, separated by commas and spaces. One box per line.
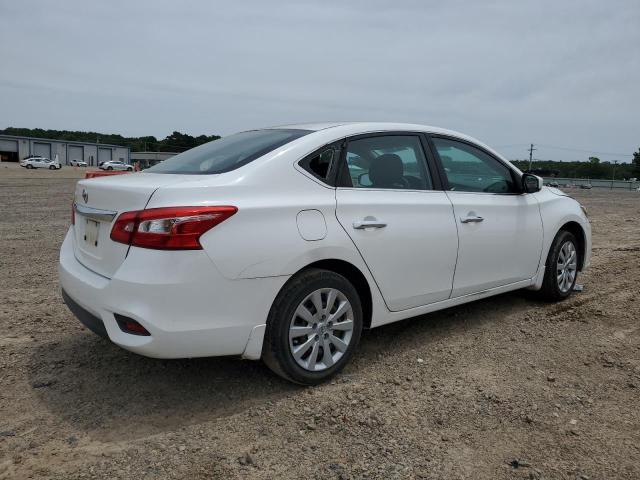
289, 288, 354, 371
556, 240, 577, 293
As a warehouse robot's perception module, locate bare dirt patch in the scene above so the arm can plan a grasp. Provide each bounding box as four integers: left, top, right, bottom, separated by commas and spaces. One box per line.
1, 167, 638, 479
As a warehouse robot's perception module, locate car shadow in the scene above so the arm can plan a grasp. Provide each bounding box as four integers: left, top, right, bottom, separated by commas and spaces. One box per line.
28, 290, 530, 442
27, 333, 299, 442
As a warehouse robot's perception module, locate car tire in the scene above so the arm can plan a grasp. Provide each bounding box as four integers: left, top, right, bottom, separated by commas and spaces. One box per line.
107, 166, 113, 170
49, 165, 56, 170
26, 164, 33, 169
262, 268, 363, 385
537, 230, 579, 301
127, 167, 133, 171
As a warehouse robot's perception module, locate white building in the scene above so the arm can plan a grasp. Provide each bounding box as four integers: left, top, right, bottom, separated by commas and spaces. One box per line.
0, 134, 130, 166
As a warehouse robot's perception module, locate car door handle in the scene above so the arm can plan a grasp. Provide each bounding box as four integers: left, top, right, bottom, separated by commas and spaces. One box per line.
353, 219, 387, 229
460, 215, 484, 223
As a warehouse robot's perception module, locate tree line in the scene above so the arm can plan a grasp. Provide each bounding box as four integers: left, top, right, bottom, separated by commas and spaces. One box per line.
2, 126, 638, 179
0, 127, 221, 153
512, 152, 640, 180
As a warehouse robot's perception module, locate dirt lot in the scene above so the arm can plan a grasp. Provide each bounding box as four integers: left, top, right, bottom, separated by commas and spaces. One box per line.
1, 163, 638, 479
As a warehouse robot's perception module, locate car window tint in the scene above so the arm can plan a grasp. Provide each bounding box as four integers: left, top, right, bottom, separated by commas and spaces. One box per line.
301, 147, 336, 181
147, 129, 311, 175
432, 138, 517, 193
343, 136, 432, 190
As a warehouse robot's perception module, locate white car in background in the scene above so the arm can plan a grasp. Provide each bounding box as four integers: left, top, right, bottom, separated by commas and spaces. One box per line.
60, 122, 591, 385
70, 159, 88, 167
99, 160, 133, 171
20, 156, 61, 169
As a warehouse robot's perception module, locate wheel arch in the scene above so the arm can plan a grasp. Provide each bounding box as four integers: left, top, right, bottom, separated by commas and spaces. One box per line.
278, 259, 374, 329
558, 221, 586, 270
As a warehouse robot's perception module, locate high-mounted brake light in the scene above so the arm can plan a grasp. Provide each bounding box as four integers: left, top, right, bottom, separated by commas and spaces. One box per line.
110, 206, 237, 250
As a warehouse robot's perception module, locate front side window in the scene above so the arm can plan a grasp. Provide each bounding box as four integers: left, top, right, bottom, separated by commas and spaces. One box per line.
147, 129, 310, 175
342, 135, 432, 190
431, 137, 518, 193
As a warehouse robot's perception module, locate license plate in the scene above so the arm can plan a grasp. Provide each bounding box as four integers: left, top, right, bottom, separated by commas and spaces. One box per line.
85, 219, 100, 247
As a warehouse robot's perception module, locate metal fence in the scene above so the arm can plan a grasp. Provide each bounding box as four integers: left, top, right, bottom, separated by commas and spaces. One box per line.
542, 177, 638, 190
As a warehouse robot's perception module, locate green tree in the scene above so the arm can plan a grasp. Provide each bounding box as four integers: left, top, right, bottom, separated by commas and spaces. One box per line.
0, 127, 221, 152
633, 148, 640, 178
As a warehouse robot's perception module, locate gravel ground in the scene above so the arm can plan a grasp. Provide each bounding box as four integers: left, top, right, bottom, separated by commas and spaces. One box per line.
1, 163, 639, 479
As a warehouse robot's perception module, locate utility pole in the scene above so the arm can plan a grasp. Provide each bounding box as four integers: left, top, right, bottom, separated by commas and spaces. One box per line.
612, 160, 618, 181
528, 143, 536, 171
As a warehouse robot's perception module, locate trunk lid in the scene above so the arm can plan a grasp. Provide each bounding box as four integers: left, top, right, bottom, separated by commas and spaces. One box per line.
72, 173, 200, 278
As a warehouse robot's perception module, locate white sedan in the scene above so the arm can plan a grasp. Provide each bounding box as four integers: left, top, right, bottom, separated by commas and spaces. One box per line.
70, 160, 88, 167
99, 160, 133, 171
20, 156, 61, 169
59, 122, 591, 384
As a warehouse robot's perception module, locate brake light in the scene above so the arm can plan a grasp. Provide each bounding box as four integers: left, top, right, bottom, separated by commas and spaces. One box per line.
110, 206, 237, 250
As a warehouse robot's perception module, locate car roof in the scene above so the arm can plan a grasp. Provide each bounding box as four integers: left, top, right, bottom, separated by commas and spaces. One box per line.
268, 121, 465, 136
265, 122, 505, 162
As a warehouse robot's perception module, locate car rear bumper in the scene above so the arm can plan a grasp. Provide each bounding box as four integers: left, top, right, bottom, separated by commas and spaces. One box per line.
58, 228, 288, 359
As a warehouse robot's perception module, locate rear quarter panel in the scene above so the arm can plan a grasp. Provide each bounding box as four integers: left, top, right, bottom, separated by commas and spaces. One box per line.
144, 141, 375, 282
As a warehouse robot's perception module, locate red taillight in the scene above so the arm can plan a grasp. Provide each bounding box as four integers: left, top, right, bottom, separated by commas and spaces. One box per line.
124, 321, 149, 335
114, 314, 150, 336
110, 206, 237, 250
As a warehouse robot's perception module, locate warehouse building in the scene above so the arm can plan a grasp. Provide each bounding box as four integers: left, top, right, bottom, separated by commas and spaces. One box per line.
0, 134, 130, 166
129, 151, 178, 169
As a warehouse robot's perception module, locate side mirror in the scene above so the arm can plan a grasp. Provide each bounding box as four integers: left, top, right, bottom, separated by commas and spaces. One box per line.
522, 173, 542, 193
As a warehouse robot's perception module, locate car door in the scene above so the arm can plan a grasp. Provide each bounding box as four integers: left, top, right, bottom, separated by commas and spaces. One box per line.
429, 136, 543, 298
335, 133, 458, 311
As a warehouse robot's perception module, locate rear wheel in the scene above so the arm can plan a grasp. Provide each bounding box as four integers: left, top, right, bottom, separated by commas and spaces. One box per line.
262, 269, 363, 385
538, 230, 579, 301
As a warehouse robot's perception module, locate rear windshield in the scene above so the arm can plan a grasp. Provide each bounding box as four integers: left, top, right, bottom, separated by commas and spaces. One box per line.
146, 129, 311, 174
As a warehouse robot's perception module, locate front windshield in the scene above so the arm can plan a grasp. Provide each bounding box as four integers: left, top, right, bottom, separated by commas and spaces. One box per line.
146, 128, 311, 175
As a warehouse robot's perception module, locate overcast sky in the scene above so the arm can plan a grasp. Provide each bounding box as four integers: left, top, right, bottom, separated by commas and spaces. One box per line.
1, 0, 638, 161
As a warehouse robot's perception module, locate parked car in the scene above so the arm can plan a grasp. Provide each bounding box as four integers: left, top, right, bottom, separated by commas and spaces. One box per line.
99, 160, 133, 171
70, 159, 88, 167
20, 156, 61, 170
60, 122, 591, 385
579, 183, 592, 189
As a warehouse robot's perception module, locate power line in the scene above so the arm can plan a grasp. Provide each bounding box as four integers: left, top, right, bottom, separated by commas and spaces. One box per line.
537, 144, 633, 157
494, 143, 633, 157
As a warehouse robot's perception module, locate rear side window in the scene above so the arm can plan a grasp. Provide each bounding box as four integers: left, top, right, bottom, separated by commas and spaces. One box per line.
298, 141, 342, 184
341, 135, 433, 190
147, 129, 310, 174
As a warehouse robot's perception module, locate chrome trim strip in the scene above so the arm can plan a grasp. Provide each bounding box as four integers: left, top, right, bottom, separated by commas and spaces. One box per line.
74, 203, 118, 222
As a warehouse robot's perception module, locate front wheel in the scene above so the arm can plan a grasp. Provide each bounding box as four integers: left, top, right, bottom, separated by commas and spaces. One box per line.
26, 164, 33, 169
538, 230, 579, 301
107, 166, 113, 170
262, 269, 363, 385
49, 165, 56, 170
